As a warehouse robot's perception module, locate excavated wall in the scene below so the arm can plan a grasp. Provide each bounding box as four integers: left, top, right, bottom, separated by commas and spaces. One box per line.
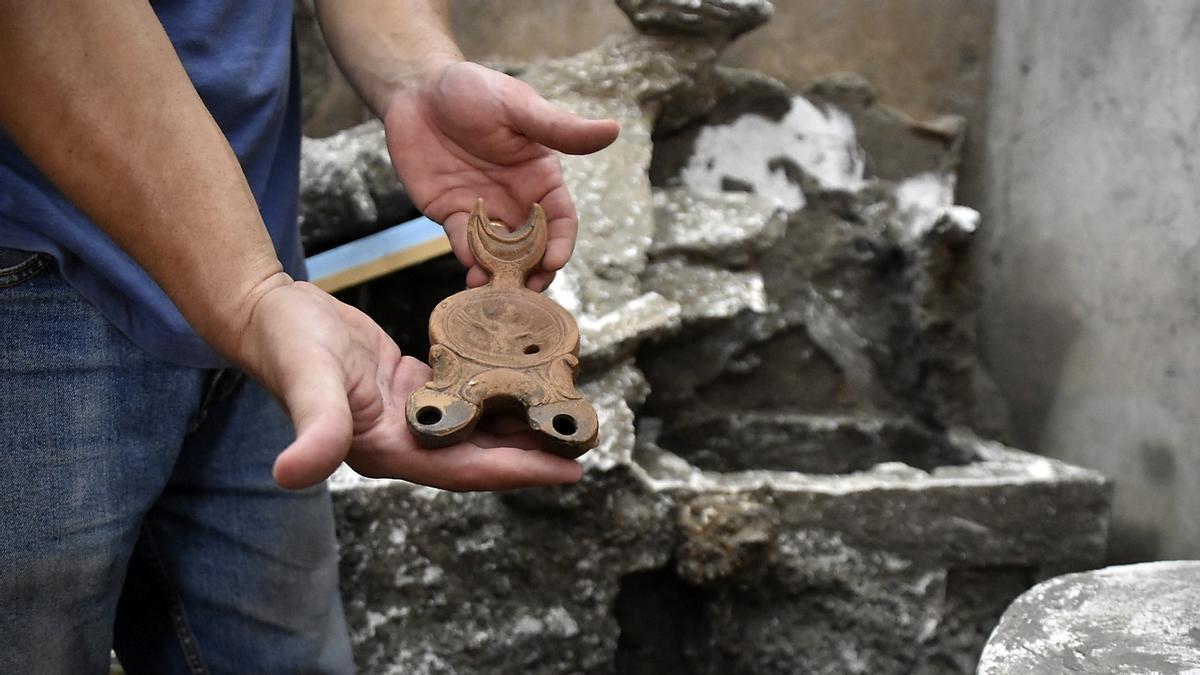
299, 3, 1110, 672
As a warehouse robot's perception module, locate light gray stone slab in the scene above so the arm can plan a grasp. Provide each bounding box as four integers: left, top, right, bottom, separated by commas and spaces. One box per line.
979, 561, 1200, 675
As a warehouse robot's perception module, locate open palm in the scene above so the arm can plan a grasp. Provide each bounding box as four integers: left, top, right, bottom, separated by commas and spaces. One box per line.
382, 61, 619, 290
251, 282, 583, 490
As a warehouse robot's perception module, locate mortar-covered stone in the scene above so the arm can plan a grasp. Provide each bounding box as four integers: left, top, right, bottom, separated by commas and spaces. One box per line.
617, 0, 775, 38
298, 120, 416, 253
641, 259, 767, 322
648, 187, 787, 266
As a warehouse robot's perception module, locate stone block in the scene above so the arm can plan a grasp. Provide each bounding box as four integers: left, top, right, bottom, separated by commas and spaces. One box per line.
978, 561, 1200, 674
616, 0, 774, 38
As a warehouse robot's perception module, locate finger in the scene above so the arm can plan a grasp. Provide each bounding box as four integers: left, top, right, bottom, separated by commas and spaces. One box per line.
439, 446, 583, 491
392, 354, 433, 393
466, 264, 489, 288
504, 80, 620, 155
543, 217, 574, 276
439, 211, 476, 269
346, 416, 581, 491
272, 361, 354, 490
475, 431, 546, 453
535, 184, 578, 273
526, 269, 555, 291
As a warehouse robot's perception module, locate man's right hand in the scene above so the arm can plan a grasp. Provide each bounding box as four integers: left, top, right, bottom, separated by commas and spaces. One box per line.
239, 280, 583, 490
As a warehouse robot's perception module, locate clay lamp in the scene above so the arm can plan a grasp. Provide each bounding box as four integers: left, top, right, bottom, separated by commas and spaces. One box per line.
405, 199, 599, 458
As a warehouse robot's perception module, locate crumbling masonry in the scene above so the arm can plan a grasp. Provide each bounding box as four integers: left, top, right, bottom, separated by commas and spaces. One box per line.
298, 2, 1111, 672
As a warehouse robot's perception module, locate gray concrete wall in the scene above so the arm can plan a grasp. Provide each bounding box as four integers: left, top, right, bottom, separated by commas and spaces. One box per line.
453, 0, 993, 123
977, 1, 1200, 562
303, 0, 996, 182
454, 0, 994, 206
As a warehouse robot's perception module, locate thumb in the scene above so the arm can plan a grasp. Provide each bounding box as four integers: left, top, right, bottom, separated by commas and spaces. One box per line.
506, 82, 620, 155
272, 363, 354, 490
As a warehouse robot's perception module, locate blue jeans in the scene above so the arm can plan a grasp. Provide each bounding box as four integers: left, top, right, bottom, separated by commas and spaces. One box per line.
0, 250, 354, 674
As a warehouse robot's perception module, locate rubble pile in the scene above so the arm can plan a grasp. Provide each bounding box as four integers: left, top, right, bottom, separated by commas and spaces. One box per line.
300, 2, 1111, 672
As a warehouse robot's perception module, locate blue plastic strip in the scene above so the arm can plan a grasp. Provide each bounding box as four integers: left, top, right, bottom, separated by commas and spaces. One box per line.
305, 215, 444, 282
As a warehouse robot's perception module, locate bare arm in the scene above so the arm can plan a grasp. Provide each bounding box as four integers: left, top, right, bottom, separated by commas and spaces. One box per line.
314, 0, 463, 117
0, 1, 583, 490
0, 1, 287, 360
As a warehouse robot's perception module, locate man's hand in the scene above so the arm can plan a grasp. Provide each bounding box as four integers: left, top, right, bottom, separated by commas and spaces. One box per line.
240, 280, 584, 490
255, 60, 617, 489
382, 62, 619, 291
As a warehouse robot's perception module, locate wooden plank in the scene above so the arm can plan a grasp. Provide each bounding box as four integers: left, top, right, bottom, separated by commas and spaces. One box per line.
306, 216, 452, 293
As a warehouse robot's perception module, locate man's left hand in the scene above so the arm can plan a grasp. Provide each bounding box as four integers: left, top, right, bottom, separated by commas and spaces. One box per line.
381, 61, 619, 291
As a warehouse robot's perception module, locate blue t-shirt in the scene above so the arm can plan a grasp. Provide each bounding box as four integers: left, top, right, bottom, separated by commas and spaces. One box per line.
0, 0, 305, 369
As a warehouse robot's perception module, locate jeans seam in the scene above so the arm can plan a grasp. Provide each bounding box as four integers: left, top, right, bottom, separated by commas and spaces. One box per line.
138, 526, 210, 675
187, 368, 245, 435
0, 253, 50, 288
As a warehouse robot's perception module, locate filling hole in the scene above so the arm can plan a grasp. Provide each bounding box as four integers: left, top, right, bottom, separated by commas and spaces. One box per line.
552, 414, 577, 436
416, 406, 443, 426
524, 344, 540, 355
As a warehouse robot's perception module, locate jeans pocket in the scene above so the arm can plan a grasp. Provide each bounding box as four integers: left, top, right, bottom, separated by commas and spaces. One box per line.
0, 248, 52, 288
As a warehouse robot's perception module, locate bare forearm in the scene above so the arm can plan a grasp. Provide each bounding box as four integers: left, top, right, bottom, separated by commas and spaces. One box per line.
314, 0, 464, 116
0, 1, 286, 361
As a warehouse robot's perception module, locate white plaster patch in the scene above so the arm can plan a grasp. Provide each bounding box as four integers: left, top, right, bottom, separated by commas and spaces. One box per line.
362, 606, 408, 640
421, 565, 444, 584
682, 96, 866, 211
545, 606, 581, 637
455, 521, 506, 554
894, 171, 981, 240
512, 614, 544, 636
388, 527, 407, 546
365, 610, 388, 635
1026, 457, 1058, 481
837, 642, 869, 672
